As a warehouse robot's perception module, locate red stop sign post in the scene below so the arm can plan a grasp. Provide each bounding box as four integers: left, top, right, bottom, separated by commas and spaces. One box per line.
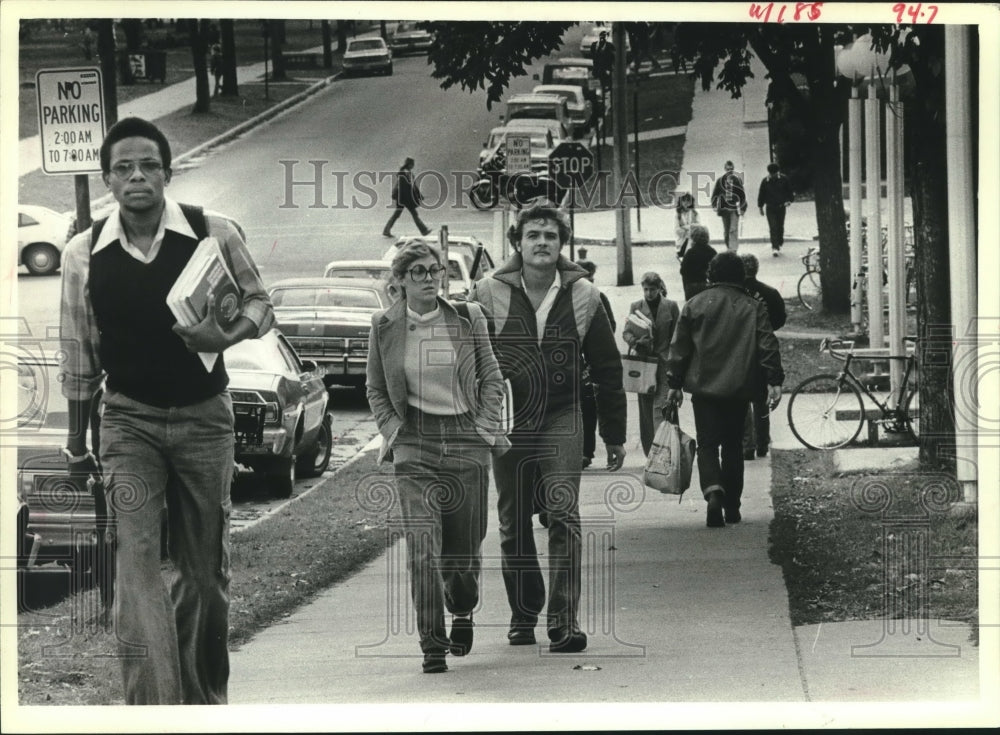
549, 142, 595, 259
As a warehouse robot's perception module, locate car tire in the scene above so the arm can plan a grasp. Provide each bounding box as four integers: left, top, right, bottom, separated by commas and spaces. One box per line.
297, 413, 333, 478
267, 455, 296, 499
23, 243, 61, 276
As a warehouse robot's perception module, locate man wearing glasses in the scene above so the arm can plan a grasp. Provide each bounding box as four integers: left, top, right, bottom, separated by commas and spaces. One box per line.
470, 202, 626, 653
59, 117, 274, 704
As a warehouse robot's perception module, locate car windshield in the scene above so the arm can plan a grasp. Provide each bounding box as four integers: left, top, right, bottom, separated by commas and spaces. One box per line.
551, 67, 590, 81
271, 286, 381, 309
350, 40, 385, 52
225, 338, 279, 371
509, 108, 557, 121
395, 23, 422, 33
537, 89, 577, 104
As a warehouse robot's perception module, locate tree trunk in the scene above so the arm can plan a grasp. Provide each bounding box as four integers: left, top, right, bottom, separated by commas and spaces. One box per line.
270, 20, 287, 81
191, 19, 211, 113
220, 19, 238, 96
322, 20, 333, 68
812, 121, 850, 313
336, 21, 347, 53
380, 21, 388, 40
96, 20, 118, 125
908, 111, 953, 469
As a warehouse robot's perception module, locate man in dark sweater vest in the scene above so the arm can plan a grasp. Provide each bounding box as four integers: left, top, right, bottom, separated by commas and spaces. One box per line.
59, 117, 274, 705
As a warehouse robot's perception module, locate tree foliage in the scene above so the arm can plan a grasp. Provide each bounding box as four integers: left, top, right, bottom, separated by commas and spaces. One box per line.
422, 21, 575, 109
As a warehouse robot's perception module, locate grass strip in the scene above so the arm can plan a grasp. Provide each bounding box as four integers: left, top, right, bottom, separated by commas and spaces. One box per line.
17, 450, 391, 705
768, 448, 978, 635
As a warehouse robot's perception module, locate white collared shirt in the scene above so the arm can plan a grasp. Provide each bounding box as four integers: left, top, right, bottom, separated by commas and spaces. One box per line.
521, 274, 562, 343
92, 197, 197, 263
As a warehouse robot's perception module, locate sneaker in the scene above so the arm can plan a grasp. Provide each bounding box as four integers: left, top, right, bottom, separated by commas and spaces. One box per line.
449, 615, 474, 656
772, 249, 780, 257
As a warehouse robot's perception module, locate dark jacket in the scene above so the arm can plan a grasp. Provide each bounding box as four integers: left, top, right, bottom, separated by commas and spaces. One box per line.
745, 277, 786, 331
470, 253, 626, 445
757, 173, 794, 210
680, 240, 717, 290
665, 283, 784, 399
392, 169, 421, 209
711, 170, 748, 214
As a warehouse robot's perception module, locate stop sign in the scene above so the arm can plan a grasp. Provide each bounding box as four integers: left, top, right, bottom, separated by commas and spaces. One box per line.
548, 141, 595, 188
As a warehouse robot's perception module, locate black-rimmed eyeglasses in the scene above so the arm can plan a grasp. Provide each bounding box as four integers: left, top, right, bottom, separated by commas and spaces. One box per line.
407, 264, 447, 282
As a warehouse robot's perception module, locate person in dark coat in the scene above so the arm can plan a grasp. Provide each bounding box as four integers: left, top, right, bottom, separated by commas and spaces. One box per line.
665, 252, 784, 528
740, 253, 786, 460
383, 157, 431, 237
757, 162, 795, 256
679, 224, 717, 301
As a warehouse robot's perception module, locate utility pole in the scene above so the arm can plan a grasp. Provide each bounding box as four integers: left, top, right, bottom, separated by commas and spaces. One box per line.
613, 23, 633, 285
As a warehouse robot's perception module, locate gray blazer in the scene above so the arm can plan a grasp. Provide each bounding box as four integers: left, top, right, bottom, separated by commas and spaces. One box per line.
366, 297, 511, 464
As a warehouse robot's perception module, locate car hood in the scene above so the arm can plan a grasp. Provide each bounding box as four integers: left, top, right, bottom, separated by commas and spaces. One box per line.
227, 371, 283, 393
274, 308, 376, 326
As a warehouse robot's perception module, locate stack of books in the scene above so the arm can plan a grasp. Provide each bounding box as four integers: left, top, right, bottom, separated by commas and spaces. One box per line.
166, 237, 243, 371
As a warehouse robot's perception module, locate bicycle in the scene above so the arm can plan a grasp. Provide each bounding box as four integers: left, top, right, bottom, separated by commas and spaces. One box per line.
796, 224, 916, 314
786, 336, 920, 449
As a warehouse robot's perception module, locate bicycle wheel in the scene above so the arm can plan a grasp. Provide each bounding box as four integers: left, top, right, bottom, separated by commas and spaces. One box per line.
787, 374, 866, 449
797, 270, 821, 311
903, 388, 920, 441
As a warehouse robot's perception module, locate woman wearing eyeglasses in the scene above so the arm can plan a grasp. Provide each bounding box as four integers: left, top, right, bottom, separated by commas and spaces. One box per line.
366, 239, 510, 674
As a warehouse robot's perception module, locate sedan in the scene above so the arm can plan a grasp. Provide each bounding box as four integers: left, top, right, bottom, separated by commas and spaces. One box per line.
15, 351, 102, 592
269, 277, 388, 390
385, 235, 495, 280
532, 84, 593, 138
226, 329, 331, 498
342, 37, 393, 77
18, 204, 72, 275
389, 21, 433, 54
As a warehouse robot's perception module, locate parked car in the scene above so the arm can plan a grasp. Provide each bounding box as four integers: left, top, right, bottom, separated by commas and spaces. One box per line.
319, 259, 397, 301
269, 277, 388, 390
538, 58, 603, 109
18, 204, 72, 276
389, 21, 433, 54
385, 235, 496, 280
501, 93, 571, 133
225, 329, 331, 498
532, 84, 593, 138
342, 37, 393, 76
15, 351, 100, 590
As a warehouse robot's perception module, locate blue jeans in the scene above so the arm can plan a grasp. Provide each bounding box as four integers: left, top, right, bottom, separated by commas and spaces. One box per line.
492, 408, 583, 634
99, 389, 234, 705
392, 410, 490, 653
719, 210, 740, 251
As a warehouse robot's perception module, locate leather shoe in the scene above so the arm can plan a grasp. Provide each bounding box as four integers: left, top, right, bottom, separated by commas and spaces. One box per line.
706, 488, 725, 528
449, 616, 474, 656
508, 626, 536, 646
756, 447, 768, 458
743, 450, 755, 461
548, 626, 588, 653
724, 507, 742, 524
422, 650, 448, 673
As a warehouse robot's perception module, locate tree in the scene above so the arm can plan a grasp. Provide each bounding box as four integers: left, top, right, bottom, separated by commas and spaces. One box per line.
423, 22, 575, 109
219, 19, 238, 96
335, 20, 348, 53
322, 20, 333, 68
190, 19, 212, 113
269, 20, 287, 81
